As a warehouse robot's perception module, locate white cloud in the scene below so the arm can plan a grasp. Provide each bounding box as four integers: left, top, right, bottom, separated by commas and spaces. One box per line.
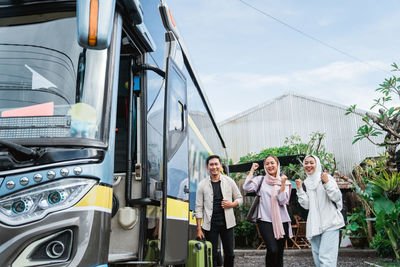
200, 61, 399, 122
292, 61, 388, 84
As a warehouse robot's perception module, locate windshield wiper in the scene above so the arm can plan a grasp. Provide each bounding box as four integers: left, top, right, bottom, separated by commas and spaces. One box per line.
0, 139, 39, 159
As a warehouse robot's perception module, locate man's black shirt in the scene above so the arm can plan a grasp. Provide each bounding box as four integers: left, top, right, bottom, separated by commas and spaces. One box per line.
211, 180, 226, 226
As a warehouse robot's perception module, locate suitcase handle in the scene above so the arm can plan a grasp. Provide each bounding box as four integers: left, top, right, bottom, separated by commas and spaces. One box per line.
194, 237, 212, 267
196, 238, 210, 267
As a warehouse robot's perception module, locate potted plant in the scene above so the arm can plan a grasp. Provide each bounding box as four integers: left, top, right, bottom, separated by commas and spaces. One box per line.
342, 207, 369, 248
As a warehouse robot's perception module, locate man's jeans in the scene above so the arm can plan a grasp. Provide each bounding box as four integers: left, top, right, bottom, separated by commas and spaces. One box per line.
309, 229, 340, 267
204, 224, 234, 267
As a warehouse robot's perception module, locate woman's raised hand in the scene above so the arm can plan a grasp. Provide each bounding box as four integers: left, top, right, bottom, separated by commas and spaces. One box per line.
321, 172, 329, 184
251, 162, 259, 171
281, 174, 288, 184
248, 162, 259, 179
295, 179, 303, 190
279, 174, 288, 193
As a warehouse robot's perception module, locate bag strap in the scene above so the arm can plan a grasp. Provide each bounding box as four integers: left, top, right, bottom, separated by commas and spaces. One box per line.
256, 176, 265, 195
302, 183, 307, 192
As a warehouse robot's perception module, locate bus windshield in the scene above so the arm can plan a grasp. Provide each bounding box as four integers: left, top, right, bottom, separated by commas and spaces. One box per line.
0, 15, 109, 144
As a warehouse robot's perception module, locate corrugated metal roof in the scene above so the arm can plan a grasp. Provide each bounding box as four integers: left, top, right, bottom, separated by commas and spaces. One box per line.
219, 92, 367, 125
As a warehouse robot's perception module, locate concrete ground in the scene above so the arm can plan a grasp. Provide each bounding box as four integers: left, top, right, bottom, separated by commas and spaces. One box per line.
234, 248, 395, 267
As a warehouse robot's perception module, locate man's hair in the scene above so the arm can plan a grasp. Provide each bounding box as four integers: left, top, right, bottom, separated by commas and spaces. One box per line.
206, 155, 221, 165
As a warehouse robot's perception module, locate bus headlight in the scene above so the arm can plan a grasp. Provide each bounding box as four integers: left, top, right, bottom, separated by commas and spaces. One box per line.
12, 198, 33, 214
0, 178, 96, 225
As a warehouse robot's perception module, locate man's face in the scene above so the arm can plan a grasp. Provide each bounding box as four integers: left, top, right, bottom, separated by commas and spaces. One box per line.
207, 158, 221, 176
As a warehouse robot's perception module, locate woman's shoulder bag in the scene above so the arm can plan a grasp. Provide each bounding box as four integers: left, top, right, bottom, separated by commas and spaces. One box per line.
245, 176, 265, 223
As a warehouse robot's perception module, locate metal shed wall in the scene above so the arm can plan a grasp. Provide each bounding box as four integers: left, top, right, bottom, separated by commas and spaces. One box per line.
219, 93, 383, 176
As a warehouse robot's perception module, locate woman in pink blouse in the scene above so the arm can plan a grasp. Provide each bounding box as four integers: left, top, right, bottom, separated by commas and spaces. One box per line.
243, 155, 292, 267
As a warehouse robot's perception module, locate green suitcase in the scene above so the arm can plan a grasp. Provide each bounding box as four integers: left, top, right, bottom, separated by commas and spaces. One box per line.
186, 239, 213, 267
144, 239, 159, 262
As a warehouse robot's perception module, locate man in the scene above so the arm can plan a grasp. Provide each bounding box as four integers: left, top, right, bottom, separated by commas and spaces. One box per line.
195, 155, 243, 267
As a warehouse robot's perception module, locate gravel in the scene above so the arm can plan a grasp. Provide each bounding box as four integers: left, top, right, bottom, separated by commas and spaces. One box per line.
234, 248, 393, 267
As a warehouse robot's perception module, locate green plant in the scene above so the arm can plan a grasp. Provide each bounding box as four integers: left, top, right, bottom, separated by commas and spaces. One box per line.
352, 157, 388, 217
234, 221, 258, 248
371, 171, 400, 201
351, 174, 400, 259
342, 207, 368, 238
234, 204, 258, 248
238, 145, 303, 163
371, 229, 396, 258
354, 156, 388, 185
373, 197, 400, 259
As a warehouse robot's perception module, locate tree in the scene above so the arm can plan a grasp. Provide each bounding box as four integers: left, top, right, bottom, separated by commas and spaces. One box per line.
284, 132, 337, 178
345, 63, 400, 173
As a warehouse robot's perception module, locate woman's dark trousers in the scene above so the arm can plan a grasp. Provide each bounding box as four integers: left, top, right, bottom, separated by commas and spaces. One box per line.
258, 221, 288, 267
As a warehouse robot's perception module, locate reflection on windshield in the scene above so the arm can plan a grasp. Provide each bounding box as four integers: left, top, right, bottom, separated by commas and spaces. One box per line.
68, 103, 97, 139
0, 43, 75, 107
0, 16, 108, 142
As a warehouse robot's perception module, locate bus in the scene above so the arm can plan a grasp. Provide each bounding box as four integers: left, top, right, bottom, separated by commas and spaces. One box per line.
0, 0, 227, 266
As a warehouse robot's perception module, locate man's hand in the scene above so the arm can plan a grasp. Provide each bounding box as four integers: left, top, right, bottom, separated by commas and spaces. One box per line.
196, 228, 205, 240
222, 200, 236, 209
152, 220, 159, 238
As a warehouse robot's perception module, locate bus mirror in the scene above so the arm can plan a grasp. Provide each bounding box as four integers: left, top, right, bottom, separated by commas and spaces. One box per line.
159, 1, 180, 40
77, 0, 116, 50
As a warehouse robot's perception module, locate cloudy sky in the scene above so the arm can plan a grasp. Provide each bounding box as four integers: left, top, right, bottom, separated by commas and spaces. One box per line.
166, 0, 400, 122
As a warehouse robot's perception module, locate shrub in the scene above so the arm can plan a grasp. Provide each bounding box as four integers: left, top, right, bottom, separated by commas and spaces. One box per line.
371, 230, 396, 258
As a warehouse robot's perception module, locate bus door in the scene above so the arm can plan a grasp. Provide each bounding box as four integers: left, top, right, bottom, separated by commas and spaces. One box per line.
160, 57, 189, 265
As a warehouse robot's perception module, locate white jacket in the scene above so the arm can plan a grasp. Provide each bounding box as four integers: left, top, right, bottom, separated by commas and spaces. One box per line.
297, 176, 345, 239
195, 175, 243, 231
